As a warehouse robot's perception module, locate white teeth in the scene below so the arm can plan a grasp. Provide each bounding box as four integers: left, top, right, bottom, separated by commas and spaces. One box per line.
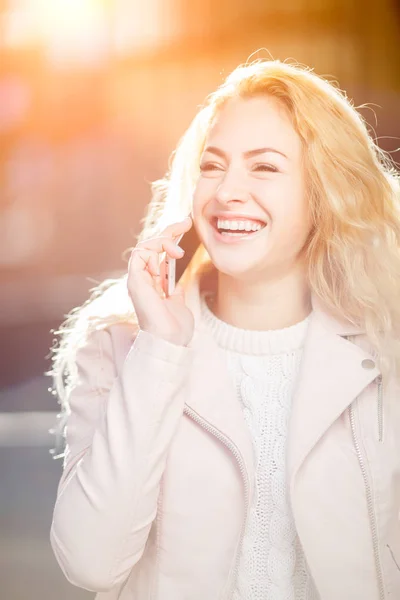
216, 219, 265, 232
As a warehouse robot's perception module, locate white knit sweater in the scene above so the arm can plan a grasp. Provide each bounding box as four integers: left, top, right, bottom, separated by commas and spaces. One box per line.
200, 294, 319, 600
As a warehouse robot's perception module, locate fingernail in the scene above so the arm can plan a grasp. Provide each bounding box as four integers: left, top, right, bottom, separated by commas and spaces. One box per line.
177, 246, 185, 255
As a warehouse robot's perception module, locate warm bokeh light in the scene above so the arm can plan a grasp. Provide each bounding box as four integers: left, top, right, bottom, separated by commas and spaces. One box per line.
34, 0, 109, 65
28, 0, 107, 35
113, 0, 173, 54
1, 0, 171, 62
33, 0, 106, 30
3, 0, 111, 64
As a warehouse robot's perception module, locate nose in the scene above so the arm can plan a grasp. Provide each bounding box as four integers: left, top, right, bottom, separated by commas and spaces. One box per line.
214, 168, 250, 205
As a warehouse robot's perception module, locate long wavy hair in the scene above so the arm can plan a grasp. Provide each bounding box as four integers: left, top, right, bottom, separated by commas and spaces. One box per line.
49, 58, 400, 455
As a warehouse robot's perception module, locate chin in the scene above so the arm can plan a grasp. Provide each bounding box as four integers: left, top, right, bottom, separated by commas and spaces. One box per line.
208, 254, 262, 280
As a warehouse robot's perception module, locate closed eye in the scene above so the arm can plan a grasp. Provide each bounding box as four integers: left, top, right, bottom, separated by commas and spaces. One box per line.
200, 162, 223, 172
253, 163, 278, 173
199, 162, 278, 173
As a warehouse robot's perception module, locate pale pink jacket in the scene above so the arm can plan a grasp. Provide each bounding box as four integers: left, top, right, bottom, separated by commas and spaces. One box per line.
50, 268, 400, 600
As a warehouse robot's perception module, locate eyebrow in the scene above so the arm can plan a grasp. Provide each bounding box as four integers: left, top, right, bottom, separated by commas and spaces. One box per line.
203, 146, 288, 160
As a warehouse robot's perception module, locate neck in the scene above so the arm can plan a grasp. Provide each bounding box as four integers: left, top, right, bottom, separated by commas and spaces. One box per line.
213, 264, 312, 331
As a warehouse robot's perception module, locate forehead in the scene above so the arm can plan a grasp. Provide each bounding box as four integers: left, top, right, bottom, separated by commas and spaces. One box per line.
205, 96, 301, 156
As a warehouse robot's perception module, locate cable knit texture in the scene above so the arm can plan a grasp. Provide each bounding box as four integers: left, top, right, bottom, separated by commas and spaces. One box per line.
200, 294, 319, 600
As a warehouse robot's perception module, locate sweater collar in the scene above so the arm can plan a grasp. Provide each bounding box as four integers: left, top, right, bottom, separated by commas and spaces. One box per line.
199, 292, 311, 355
183, 261, 365, 339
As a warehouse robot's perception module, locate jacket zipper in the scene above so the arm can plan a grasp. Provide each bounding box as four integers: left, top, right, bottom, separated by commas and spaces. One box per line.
183, 405, 249, 597
376, 375, 383, 442
349, 402, 385, 599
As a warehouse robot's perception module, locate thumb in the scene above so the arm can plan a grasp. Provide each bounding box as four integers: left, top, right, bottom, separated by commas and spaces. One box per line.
169, 282, 185, 301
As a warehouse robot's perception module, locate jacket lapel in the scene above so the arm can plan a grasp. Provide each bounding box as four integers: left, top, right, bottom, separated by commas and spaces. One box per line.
183, 269, 255, 490
184, 329, 256, 487
287, 307, 381, 495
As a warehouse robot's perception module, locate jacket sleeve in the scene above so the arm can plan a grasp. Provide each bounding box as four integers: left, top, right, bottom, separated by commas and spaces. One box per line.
50, 327, 191, 592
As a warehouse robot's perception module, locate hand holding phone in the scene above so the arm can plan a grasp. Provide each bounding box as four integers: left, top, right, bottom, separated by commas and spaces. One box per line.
127, 217, 195, 346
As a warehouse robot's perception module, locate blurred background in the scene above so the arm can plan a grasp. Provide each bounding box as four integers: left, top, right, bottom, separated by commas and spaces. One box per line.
0, 0, 399, 598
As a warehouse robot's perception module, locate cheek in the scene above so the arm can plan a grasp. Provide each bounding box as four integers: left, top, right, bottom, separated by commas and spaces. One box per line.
269, 187, 310, 241
277, 204, 312, 249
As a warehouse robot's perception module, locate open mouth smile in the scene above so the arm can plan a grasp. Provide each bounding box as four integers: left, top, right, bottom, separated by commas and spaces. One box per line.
211, 217, 268, 243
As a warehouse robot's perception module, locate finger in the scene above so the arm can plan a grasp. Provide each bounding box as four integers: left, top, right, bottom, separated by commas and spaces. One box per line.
153, 274, 165, 298
136, 236, 185, 258
173, 282, 185, 297
130, 242, 183, 280
168, 282, 186, 303
159, 256, 168, 295
161, 216, 192, 240
148, 253, 160, 277
129, 247, 159, 276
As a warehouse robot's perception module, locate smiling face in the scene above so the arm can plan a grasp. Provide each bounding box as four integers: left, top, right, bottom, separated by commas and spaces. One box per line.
192, 95, 312, 281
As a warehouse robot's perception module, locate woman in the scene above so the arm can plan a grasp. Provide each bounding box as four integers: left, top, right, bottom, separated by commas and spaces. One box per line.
50, 59, 400, 600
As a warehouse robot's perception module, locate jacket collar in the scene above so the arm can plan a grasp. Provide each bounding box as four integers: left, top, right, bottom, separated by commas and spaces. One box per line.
287, 307, 380, 495
182, 263, 380, 494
